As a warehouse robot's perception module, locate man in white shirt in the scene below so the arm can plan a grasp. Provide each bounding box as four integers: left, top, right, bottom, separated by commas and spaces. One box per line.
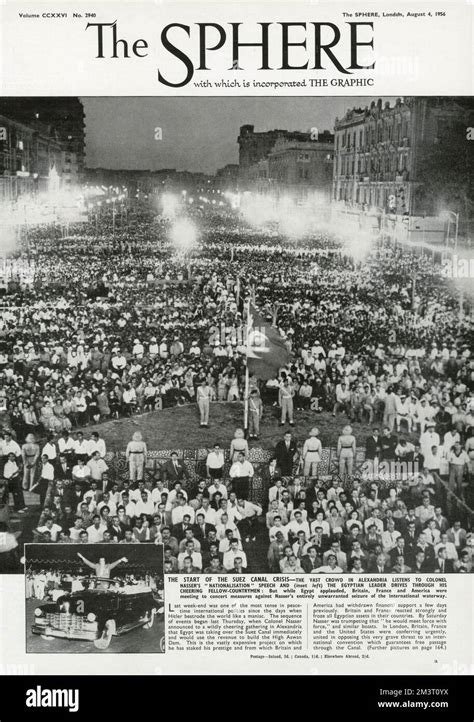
236, 498, 262, 540
41, 437, 57, 462
130, 481, 149, 504
269, 516, 289, 541
216, 513, 241, 541
2, 431, 21, 461
72, 458, 92, 485
88, 451, 109, 486
395, 394, 411, 432
36, 518, 62, 542
135, 491, 155, 517
86, 515, 107, 543
58, 432, 75, 459
206, 443, 226, 480
73, 431, 89, 461
208, 480, 228, 500
285, 510, 310, 542
3, 452, 27, 512
97, 492, 117, 517
87, 432, 106, 459
223, 539, 248, 570
165, 482, 188, 510
364, 509, 384, 535
69, 518, 85, 542
229, 452, 254, 499
434, 533, 458, 561
171, 497, 195, 525
197, 498, 218, 526
268, 479, 285, 504
312, 553, 343, 573
420, 422, 440, 460
177, 540, 202, 570
119, 492, 137, 519
381, 520, 401, 552
447, 441, 469, 496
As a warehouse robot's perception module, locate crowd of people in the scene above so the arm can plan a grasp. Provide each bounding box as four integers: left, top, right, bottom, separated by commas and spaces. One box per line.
0, 203, 472, 574
25, 565, 160, 600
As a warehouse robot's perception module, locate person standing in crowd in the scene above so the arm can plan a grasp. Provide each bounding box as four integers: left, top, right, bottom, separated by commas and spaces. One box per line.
248, 389, 263, 440
3, 452, 27, 513
301, 427, 322, 478
126, 431, 147, 483
206, 442, 225, 480
197, 379, 211, 427
21, 433, 40, 491
279, 377, 295, 426
274, 432, 298, 477
337, 425, 356, 480
229, 428, 249, 463
229, 451, 254, 500
447, 441, 469, 500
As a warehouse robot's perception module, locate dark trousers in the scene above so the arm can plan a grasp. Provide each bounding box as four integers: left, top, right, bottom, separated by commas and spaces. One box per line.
237, 516, 258, 539
8, 474, 25, 511
232, 476, 249, 500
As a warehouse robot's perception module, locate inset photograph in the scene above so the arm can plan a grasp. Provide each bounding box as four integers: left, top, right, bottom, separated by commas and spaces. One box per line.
25, 543, 165, 653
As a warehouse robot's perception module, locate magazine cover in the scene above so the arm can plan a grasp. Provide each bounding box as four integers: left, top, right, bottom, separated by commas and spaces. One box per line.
0, 0, 472, 713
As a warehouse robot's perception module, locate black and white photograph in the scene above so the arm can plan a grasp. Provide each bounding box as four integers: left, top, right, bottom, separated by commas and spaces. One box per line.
0, 95, 472, 579
25, 543, 165, 653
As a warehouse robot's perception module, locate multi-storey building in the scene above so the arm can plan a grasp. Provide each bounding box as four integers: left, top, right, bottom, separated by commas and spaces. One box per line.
0, 97, 86, 174
238, 124, 334, 203
332, 96, 473, 241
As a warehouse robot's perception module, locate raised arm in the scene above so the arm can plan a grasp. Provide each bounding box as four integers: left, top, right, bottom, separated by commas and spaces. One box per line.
77, 552, 95, 569
108, 556, 128, 571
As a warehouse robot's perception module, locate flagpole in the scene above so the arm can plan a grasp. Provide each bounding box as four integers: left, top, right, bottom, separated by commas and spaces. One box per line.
243, 296, 250, 437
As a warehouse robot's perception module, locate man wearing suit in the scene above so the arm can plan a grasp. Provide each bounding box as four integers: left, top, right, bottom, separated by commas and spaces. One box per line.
433, 548, 454, 573
389, 537, 408, 567
171, 513, 193, 542
447, 521, 467, 552
301, 546, 322, 573
380, 426, 397, 461
365, 428, 381, 460
63, 481, 84, 511
161, 452, 190, 485
193, 512, 216, 540
368, 552, 391, 574
411, 550, 432, 573
274, 432, 298, 476
55, 453, 73, 481
403, 520, 419, 565
391, 555, 412, 573
415, 532, 435, 569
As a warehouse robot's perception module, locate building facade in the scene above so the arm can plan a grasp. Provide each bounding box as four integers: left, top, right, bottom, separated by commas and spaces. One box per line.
0, 101, 83, 203
0, 98, 86, 174
238, 124, 334, 203
333, 96, 473, 218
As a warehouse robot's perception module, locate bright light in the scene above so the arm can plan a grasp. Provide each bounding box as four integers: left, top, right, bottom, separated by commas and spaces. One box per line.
161, 193, 180, 218
170, 218, 197, 250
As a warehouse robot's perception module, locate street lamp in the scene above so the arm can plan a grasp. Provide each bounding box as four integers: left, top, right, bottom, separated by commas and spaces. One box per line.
443, 210, 460, 251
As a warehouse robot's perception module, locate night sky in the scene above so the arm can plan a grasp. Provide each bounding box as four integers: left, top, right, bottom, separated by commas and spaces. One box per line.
82, 96, 395, 173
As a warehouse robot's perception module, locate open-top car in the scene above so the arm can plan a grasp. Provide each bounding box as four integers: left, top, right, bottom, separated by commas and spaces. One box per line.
32, 578, 164, 649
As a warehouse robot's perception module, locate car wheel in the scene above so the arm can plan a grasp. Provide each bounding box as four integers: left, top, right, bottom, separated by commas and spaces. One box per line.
94, 619, 116, 649
144, 609, 155, 629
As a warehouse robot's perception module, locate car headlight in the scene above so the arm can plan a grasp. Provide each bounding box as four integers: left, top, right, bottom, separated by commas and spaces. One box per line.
34, 608, 44, 617
87, 612, 97, 622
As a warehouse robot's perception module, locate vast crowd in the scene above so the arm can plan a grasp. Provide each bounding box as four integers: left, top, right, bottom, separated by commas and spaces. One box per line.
0, 201, 472, 573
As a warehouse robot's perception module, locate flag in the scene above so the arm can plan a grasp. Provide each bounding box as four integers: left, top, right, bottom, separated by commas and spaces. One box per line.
246, 303, 290, 380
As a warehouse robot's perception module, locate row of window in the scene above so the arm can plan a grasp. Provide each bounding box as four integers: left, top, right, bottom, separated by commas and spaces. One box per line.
335, 117, 411, 152
338, 150, 409, 177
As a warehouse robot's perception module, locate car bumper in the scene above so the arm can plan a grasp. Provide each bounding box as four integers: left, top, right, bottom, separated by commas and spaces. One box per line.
32, 624, 98, 641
